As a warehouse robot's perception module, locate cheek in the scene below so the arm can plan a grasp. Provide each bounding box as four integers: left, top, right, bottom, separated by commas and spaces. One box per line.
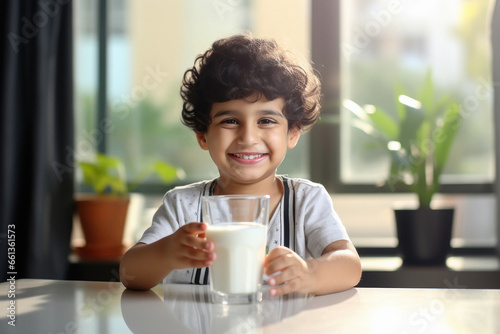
207, 135, 230, 154
267, 133, 289, 152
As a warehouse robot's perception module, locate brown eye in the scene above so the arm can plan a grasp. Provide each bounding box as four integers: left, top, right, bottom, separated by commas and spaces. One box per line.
259, 118, 277, 125
220, 118, 238, 125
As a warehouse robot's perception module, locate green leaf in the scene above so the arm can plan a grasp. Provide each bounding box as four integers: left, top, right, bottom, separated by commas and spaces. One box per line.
394, 83, 407, 121
418, 69, 434, 119
430, 94, 452, 123
127, 160, 184, 192
80, 162, 98, 187
416, 120, 431, 158
96, 174, 127, 195
388, 149, 411, 177
346, 70, 462, 207
343, 99, 369, 122
398, 104, 425, 154
366, 106, 399, 140
97, 154, 126, 181
433, 102, 461, 176
346, 100, 398, 141
78, 154, 127, 196
153, 161, 180, 184
79, 152, 183, 195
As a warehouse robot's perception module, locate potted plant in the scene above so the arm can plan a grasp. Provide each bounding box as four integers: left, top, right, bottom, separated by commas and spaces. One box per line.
75, 153, 183, 260
345, 71, 462, 265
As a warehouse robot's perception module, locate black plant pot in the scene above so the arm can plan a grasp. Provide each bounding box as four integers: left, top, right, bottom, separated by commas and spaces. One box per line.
395, 207, 454, 266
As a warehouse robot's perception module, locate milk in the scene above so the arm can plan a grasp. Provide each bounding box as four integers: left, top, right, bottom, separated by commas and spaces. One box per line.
206, 223, 267, 295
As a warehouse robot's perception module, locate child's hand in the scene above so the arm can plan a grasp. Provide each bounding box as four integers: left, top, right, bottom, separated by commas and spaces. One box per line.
264, 246, 313, 296
163, 222, 215, 270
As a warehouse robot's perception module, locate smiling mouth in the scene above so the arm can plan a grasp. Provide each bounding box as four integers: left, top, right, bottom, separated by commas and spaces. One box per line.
230, 153, 266, 160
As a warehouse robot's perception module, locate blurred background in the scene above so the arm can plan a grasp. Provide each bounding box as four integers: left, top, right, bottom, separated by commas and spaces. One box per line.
1, 0, 499, 282
73, 0, 497, 247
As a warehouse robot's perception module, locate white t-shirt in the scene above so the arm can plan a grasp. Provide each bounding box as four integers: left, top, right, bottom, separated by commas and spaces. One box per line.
138, 176, 350, 284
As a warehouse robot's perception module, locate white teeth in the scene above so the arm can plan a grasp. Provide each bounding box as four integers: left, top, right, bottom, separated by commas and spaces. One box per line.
233, 153, 264, 160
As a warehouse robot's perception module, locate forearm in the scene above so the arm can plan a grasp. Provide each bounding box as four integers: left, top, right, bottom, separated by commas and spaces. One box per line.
307, 241, 362, 295
120, 223, 215, 290
120, 242, 173, 290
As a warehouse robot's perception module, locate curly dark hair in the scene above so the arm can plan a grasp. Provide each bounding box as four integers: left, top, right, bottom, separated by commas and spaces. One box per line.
180, 34, 322, 133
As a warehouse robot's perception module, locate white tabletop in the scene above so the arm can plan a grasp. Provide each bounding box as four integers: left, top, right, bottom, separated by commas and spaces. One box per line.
1, 279, 499, 333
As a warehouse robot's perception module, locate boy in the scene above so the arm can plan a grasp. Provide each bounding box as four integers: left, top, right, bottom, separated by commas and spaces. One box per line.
120, 34, 362, 296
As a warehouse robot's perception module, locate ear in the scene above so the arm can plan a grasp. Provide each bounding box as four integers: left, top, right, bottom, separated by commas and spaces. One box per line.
287, 127, 301, 149
196, 132, 209, 151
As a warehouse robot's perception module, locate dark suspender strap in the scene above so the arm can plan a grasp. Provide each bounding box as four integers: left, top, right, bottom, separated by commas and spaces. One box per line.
209, 179, 216, 195
283, 178, 290, 248
291, 179, 296, 251
194, 268, 202, 284
202, 269, 209, 285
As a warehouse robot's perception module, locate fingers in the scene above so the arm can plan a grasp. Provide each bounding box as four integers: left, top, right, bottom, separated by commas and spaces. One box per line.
267, 267, 305, 297
266, 259, 298, 290
182, 222, 208, 234
265, 246, 294, 276
172, 243, 215, 269
168, 223, 215, 268
265, 247, 310, 296
178, 222, 212, 250
268, 278, 300, 297
266, 246, 290, 258
179, 248, 216, 268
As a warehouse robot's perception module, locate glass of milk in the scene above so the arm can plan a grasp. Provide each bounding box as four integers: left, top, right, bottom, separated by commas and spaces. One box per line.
202, 195, 270, 304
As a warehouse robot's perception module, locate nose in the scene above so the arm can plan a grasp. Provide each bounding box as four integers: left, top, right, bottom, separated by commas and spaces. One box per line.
237, 123, 259, 146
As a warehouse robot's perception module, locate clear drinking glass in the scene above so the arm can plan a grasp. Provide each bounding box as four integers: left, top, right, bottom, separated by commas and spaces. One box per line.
202, 195, 270, 304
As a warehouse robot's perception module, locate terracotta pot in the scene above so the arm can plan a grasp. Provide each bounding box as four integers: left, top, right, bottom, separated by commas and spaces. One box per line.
75, 195, 130, 260
395, 207, 454, 266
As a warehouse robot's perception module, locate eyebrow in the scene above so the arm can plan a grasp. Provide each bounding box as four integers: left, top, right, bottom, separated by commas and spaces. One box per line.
212, 109, 285, 119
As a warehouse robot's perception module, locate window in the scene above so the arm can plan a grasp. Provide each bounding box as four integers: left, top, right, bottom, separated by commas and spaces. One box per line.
311, 0, 497, 248
312, 0, 495, 193
73, 0, 312, 190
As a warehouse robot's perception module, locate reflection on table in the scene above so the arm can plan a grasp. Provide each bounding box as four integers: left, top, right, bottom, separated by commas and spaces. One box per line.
122, 284, 312, 333
0, 279, 499, 333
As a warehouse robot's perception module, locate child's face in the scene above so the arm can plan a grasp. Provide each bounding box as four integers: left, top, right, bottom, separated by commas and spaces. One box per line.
196, 95, 300, 188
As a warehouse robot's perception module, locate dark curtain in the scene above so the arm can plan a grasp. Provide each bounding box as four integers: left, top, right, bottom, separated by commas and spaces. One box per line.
0, 0, 74, 281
